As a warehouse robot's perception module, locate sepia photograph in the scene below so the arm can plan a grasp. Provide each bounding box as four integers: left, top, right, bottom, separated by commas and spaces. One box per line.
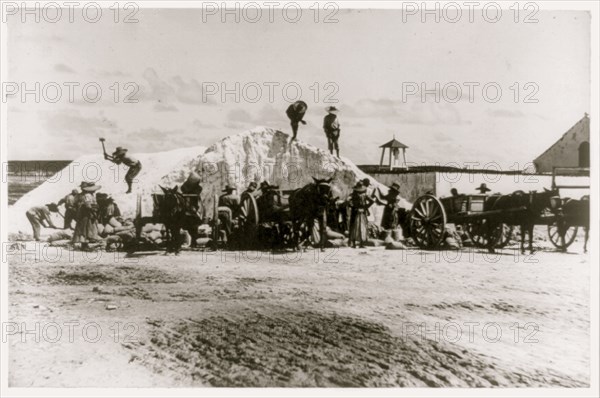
0, 1, 598, 396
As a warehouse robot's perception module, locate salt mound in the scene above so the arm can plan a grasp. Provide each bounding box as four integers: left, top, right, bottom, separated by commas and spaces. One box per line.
9, 127, 411, 235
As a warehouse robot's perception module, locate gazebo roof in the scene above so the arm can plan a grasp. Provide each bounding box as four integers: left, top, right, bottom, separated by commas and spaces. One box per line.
380, 138, 408, 149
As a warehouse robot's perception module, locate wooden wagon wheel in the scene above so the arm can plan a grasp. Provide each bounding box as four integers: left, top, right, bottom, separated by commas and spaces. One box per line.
464, 220, 491, 248
464, 221, 510, 248
307, 208, 327, 248
134, 194, 143, 241
548, 219, 578, 251
211, 194, 220, 247
496, 224, 513, 248
409, 195, 447, 249
239, 193, 259, 229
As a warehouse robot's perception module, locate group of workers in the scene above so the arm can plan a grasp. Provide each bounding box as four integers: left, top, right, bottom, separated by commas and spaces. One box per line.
347, 179, 405, 248
26, 181, 122, 247
212, 176, 405, 249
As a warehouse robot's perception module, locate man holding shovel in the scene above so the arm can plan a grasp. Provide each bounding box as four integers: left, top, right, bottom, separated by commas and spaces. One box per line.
100, 138, 142, 194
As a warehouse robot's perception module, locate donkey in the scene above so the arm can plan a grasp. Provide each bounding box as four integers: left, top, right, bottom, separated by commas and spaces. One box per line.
158, 186, 202, 254
561, 195, 590, 253
490, 188, 558, 254
288, 177, 333, 251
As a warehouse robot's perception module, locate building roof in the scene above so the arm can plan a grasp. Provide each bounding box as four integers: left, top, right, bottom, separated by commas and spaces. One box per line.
380, 138, 408, 149
533, 113, 589, 164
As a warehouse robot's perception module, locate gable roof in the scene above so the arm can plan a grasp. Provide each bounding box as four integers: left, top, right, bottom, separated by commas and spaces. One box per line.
534, 113, 589, 163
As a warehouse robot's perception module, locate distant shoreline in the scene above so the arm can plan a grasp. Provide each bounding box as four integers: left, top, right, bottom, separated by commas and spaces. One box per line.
6, 161, 73, 205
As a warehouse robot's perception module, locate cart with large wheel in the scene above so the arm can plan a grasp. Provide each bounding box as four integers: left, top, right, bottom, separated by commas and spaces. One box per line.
212, 192, 260, 248
546, 167, 590, 251
408, 193, 519, 250
210, 188, 298, 250
133, 191, 205, 249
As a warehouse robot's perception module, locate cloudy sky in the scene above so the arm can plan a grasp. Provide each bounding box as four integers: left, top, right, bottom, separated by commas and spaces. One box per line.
6, 6, 590, 168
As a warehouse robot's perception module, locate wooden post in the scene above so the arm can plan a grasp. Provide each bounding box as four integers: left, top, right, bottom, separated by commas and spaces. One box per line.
379, 148, 385, 167
402, 148, 407, 169
389, 148, 392, 170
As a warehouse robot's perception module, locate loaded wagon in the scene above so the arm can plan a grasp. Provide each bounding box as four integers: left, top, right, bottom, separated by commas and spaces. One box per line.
213, 188, 299, 249
133, 191, 206, 245
409, 166, 590, 252
408, 193, 515, 249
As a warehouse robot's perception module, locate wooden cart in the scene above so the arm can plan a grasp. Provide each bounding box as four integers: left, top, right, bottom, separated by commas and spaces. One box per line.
409, 193, 518, 249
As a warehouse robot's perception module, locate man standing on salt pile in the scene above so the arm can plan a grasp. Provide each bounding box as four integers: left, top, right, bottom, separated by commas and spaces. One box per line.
104, 146, 142, 194
286, 100, 308, 143
72, 181, 102, 249
25, 203, 60, 241
57, 189, 79, 229
323, 106, 341, 157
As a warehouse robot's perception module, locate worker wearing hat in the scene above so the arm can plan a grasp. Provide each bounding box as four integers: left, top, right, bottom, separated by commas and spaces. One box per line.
241, 181, 259, 200
96, 192, 121, 226
476, 183, 492, 194
104, 146, 142, 194
374, 182, 403, 231
72, 181, 102, 247
348, 181, 374, 248
286, 100, 308, 143
323, 106, 341, 158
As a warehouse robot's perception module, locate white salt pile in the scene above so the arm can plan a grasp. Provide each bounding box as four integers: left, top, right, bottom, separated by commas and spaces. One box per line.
9, 127, 411, 235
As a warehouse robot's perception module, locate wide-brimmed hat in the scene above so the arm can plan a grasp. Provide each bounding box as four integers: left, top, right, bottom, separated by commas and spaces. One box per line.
361, 178, 371, 187
325, 106, 339, 113
476, 183, 491, 193
389, 182, 401, 193
260, 181, 279, 190
222, 184, 236, 193
353, 182, 367, 193
80, 181, 102, 192
112, 146, 128, 157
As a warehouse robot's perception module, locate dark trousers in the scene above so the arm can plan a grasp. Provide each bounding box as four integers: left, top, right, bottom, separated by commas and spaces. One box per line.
290, 122, 299, 140
326, 130, 340, 152
64, 208, 76, 229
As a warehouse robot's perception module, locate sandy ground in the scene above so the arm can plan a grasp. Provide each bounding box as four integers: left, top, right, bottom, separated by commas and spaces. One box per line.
7, 235, 590, 388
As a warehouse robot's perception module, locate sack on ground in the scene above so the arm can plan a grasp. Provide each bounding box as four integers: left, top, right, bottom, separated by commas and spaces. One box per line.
327, 238, 348, 248
103, 224, 115, 235
47, 230, 73, 242
386, 241, 407, 250
326, 227, 345, 240
365, 238, 384, 247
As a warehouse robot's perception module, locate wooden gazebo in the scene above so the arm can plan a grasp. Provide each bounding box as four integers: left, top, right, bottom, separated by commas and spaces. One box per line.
380, 137, 408, 170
